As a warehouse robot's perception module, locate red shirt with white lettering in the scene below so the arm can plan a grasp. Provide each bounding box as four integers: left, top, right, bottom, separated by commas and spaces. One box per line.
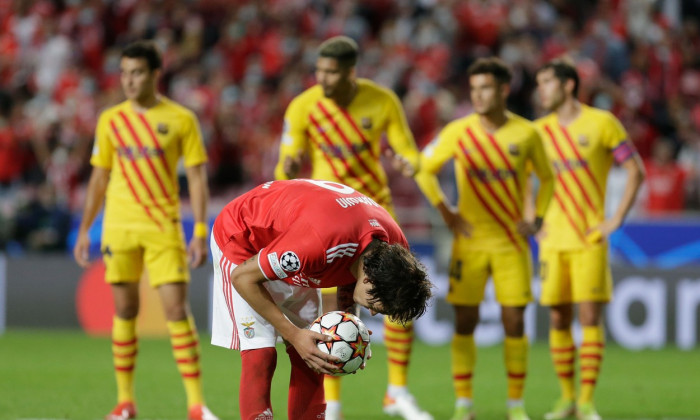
212, 179, 408, 288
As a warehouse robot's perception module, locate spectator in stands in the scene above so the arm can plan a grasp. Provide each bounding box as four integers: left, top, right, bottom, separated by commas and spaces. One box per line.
644, 137, 687, 214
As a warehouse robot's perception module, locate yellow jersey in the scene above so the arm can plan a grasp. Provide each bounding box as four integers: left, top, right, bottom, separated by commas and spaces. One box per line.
535, 104, 635, 250
417, 112, 554, 252
91, 97, 207, 232
274, 78, 419, 210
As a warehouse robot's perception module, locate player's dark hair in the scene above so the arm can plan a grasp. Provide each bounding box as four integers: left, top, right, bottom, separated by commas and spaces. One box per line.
467, 57, 512, 85
318, 36, 359, 68
121, 40, 162, 71
363, 240, 432, 324
537, 59, 580, 97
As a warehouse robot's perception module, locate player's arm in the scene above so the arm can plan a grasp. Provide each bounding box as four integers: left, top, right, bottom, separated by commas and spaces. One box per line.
594, 150, 645, 238
73, 166, 110, 267
185, 163, 209, 268
230, 255, 338, 373
414, 129, 471, 237
274, 99, 309, 180
526, 131, 555, 234
384, 90, 420, 177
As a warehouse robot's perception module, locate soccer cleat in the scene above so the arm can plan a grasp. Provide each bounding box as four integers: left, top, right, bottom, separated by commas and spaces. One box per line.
544, 399, 576, 420
506, 405, 530, 420
383, 393, 434, 420
188, 404, 219, 420
576, 403, 601, 420
451, 405, 475, 420
105, 402, 137, 420
325, 403, 344, 420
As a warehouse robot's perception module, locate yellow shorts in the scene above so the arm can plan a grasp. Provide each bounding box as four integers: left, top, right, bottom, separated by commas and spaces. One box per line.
539, 243, 612, 305
447, 244, 533, 307
101, 228, 189, 286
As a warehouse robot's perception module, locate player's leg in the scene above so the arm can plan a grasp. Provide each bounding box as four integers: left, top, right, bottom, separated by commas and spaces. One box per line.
493, 250, 533, 420
445, 248, 489, 420
383, 316, 416, 410
572, 243, 612, 420
321, 288, 343, 420
103, 229, 142, 420
148, 230, 217, 420
540, 249, 577, 420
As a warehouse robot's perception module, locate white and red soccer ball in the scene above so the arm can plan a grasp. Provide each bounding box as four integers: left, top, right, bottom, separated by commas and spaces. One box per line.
310, 311, 371, 376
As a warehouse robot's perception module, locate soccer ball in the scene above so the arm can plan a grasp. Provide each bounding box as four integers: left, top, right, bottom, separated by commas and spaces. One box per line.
309, 311, 371, 376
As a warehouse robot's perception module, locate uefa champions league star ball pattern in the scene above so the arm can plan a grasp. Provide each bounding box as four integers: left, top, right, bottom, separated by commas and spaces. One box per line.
309, 311, 371, 376
280, 251, 301, 272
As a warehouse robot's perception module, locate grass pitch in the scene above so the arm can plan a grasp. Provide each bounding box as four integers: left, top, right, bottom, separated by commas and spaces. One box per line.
0, 330, 698, 419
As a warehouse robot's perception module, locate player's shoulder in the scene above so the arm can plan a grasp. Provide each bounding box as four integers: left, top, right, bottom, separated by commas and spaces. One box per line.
582, 104, 620, 126
289, 84, 324, 108
158, 96, 197, 120
97, 100, 130, 120
506, 112, 536, 129
357, 78, 395, 99
533, 111, 557, 129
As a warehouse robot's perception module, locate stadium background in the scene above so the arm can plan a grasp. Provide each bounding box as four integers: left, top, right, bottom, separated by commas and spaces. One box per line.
1, 0, 699, 419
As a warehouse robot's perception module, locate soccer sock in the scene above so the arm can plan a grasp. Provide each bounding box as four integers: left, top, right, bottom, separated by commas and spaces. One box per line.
112, 316, 138, 404
324, 374, 341, 403
578, 326, 605, 405
167, 317, 203, 408
451, 333, 476, 400
287, 346, 325, 420
384, 317, 413, 388
550, 328, 576, 401
240, 348, 276, 420
504, 336, 528, 401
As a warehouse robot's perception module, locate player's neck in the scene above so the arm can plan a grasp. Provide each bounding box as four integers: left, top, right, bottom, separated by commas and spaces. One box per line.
479, 110, 508, 133
333, 81, 357, 108
130, 93, 160, 112
555, 99, 581, 126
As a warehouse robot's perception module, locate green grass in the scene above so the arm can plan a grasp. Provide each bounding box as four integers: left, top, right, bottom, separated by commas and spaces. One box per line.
0, 330, 698, 419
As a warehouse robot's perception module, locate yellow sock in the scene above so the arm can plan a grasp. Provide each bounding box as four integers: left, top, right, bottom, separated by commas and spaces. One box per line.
550, 328, 575, 401
112, 316, 137, 404
324, 375, 341, 402
504, 336, 528, 400
451, 334, 475, 399
578, 326, 604, 405
384, 318, 413, 387
167, 317, 203, 408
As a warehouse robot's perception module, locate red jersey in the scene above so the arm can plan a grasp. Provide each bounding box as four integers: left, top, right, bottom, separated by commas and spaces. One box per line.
212, 179, 409, 288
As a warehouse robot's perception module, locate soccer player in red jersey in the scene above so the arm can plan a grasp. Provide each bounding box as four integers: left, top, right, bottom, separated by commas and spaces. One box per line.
209, 179, 433, 420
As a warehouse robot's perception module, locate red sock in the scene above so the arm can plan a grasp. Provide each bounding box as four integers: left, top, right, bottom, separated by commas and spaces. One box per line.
286, 346, 325, 420
240, 348, 277, 420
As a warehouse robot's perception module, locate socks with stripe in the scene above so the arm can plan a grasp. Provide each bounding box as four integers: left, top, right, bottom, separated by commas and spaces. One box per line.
504, 336, 528, 401
451, 333, 475, 400
550, 328, 576, 401
240, 348, 276, 420
287, 345, 326, 420
579, 326, 604, 405
167, 317, 203, 408
112, 316, 138, 404
384, 317, 413, 387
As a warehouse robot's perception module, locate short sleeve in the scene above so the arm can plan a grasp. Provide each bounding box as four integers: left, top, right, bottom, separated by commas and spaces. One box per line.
257, 225, 324, 282
275, 97, 310, 180
181, 111, 208, 167
90, 111, 115, 169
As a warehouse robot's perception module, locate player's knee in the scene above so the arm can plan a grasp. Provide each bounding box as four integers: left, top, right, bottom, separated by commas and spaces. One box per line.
114, 302, 139, 319
162, 303, 188, 321
454, 306, 479, 335
549, 305, 573, 329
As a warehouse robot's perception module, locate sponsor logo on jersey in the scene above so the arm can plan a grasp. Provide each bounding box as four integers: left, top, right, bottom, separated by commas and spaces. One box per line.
280, 251, 301, 272
157, 123, 169, 135
326, 243, 359, 263
361, 117, 372, 130
290, 274, 310, 287
267, 252, 288, 278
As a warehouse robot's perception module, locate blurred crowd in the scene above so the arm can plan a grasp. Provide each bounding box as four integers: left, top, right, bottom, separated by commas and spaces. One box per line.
1, 0, 700, 252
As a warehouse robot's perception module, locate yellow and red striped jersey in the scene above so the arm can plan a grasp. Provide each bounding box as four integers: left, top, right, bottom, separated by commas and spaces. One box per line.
274, 78, 419, 212
91, 97, 207, 232
417, 112, 554, 252
535, 104, 636, 250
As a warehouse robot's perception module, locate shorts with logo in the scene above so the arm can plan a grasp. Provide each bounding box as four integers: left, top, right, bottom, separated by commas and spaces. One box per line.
101, 227, 189, 286
447, 239, 533, 307
210, 233, 321, 350
539, 243, 612, 305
